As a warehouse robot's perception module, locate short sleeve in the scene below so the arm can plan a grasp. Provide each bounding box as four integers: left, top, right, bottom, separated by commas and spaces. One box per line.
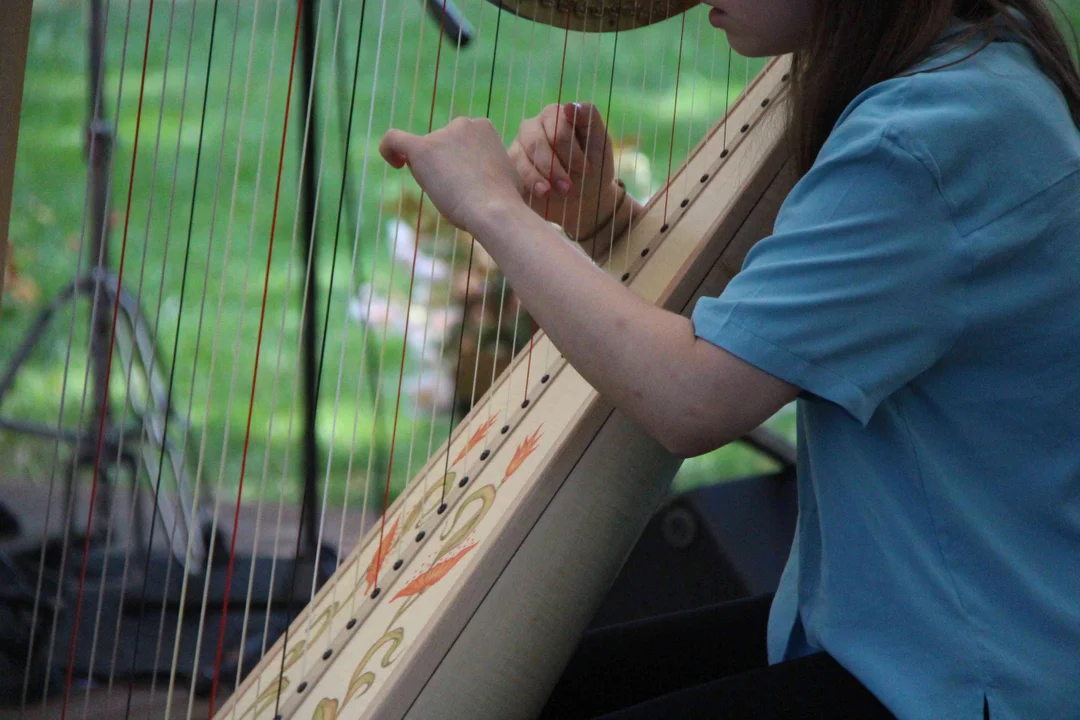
692, 112, 969, 426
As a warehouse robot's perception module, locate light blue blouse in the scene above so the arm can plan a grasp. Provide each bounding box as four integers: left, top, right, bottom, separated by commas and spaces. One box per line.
691, 27, 1080, 720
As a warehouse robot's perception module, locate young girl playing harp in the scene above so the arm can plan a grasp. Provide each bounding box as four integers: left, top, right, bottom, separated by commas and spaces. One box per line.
380, 1, 1080, 717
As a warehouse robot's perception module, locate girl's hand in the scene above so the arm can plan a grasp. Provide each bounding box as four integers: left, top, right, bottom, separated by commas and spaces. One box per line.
509, 102, 620, 241
379, 117, 527, 234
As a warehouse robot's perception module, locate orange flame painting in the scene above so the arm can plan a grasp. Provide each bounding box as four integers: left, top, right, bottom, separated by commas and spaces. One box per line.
452, 413, 499, 466
391, 543, 477, 602
364, 516, 400, 594
501, 426, 544, 485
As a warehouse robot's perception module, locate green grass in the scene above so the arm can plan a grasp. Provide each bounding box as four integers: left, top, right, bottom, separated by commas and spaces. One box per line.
3, 0, 763, 509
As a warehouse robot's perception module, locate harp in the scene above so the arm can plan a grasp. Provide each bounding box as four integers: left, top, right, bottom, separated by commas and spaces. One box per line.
0, 1, 794, 718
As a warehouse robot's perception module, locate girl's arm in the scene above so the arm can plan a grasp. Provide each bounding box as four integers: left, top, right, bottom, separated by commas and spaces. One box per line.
381, 118, 797, 458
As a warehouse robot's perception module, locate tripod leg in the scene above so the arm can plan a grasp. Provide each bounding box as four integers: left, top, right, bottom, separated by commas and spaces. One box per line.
111, 278, 209, 573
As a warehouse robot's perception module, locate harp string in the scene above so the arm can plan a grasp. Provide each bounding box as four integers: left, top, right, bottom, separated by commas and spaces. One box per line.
341, 0, 407, 625
495, 12, 549, 425
373, 0, 458, 595
457, 2, 526, 495
158, 0, 230, 712
144, 0, 236, 713
107, 0, 186, 713
139, 0, 244, 715
321, 0, 375, 592
504, 10, 562, 415
225, 0, 288, 694
444, 4, 543, 513
355, 0, 433, 580
661, 12, 689, 224
86, 2, 186, 715
86, 0, 185, 710
145, 0, 218, 713
255, 0, 359, 699
494, 13, 540, 452
297, 0, 355, 629
682, 11, 705, 205
239, 0, 369, 713
59, 0, 157, 716
400, 0, 470, 542
164, 0, 305, 715
19, 0, 126, 709
520, 16, 574, 398
314, 5, 381, 651
105, 0, 212, 713
433, 0, 502, 508
723, 45, 734, 148
619, 2, 659, 273
258, 0, 331, 688
183, 0, 306, 716
415, 0, 489, 508
594, 32, 622, 269
164, 0, 287, 709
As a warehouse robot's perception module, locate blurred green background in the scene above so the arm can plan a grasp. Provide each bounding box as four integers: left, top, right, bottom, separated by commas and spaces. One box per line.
2, 0, 1077, 521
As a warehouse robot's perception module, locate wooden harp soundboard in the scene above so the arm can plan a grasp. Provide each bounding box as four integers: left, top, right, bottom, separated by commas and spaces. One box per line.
0, 2, 794, 718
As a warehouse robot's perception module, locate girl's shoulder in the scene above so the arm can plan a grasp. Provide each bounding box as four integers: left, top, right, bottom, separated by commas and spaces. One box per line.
827, 33, 1080, 237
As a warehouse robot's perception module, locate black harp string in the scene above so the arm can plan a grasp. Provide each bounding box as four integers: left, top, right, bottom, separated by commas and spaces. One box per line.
589, 25, 622, 266
222, 0, 293, 695
210, 0, 308, 713
661, 10, 689, 224
261, 0, 332, 715
201, 0, 285, 713
372, 0, 457, 590
325, 0, 388, 514
438, 0, 506, 506
105, 0, 181, 710
265, 0, 371, 704
151, 0, 236, 709
722, 44, 733, 149
58, 0, 157, 715
119, 0, 221, 717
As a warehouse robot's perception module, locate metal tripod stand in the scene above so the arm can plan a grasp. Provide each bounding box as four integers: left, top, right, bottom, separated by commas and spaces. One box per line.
0, 0, 209, 573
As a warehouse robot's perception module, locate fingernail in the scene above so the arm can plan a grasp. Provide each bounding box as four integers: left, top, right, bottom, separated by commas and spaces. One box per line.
556, 180, 571, 196
534, 181, 549, 197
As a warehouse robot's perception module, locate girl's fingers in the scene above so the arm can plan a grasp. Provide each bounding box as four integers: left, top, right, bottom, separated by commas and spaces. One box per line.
543, 107, 589, 179
566, 102, 611, 170
379, 128, 418, 169
527, 134, 572, 196
520, 163, 557, 206
510, 138, 551, 199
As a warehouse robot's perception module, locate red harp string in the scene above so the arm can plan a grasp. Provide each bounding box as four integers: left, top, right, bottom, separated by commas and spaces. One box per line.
60, 2, 157, 717
371, 0, 456, 595
206, 1, 307, 715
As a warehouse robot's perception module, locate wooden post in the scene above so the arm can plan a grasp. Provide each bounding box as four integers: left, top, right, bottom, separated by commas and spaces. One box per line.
0, 0, 34, 316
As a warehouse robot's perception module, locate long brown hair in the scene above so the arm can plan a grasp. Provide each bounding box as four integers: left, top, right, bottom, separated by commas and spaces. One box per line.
789, 0, 1080, 176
